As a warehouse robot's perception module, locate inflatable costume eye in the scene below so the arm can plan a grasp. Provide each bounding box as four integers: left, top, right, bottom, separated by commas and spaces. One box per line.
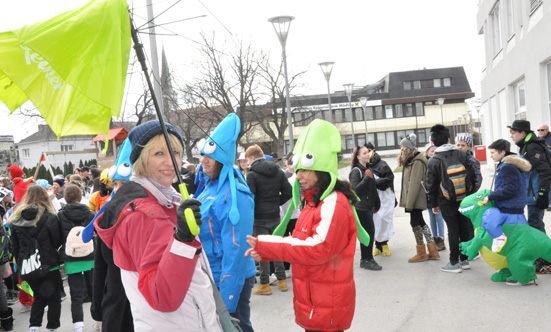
476, 194, 482, 199
301, 153, 315, 168
204, 141, 216, 154
291, 154, 299, 169
117, 163, 132, 178
108, 165, 117, 179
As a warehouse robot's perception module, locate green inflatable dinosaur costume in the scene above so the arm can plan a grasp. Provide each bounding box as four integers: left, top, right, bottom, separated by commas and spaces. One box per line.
273, 119, 370, 246
459, 189, 551, 284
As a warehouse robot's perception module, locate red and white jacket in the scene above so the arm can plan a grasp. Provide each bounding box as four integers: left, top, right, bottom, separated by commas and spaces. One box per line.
95, 184, 221, 332
255, 189, 357, 331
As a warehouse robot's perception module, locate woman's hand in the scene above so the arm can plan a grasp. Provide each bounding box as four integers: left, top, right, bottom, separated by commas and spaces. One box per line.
483, 197, 490, 205
245, 235, 262, 262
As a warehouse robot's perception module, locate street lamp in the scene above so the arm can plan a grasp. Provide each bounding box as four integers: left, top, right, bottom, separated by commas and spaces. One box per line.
475, 105, 482, 144
268, 15, 295, 152
359, 97, 369, 142
463, 114, 468, 136
437, 97, 446, 125
319, 61, 335, 123
452, 120, 457, 136
466, 110, 472, 137
343, 83, 355, 148
458, 117, 463, 133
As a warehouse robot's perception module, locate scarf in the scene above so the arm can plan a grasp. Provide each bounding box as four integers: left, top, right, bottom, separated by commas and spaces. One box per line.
130, 176, 182, 208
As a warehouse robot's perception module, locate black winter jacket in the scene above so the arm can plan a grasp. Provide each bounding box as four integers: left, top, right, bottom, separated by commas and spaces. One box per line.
11, 207, 62, 270
246, 158, 292, 220
90, 182, 141, 331
366, 153, 395, 192
58, 203, 95, 262
349, 163, 380, 212
516, 133, 551, 195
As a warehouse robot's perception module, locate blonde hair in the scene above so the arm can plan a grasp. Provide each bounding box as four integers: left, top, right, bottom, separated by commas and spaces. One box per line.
9, 184, 55, 224
398, 146, 415, 167
133, 134, 183, 177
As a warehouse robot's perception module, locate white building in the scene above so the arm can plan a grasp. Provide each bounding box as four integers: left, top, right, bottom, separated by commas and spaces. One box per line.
477, 0, 551, 148
16, 124, 98, 170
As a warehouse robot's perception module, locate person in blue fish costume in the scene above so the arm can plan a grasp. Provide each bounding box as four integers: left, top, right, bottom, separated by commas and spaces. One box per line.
195, 113, 256, 332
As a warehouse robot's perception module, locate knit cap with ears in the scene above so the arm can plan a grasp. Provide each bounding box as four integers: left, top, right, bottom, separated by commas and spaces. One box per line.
8, 165, 24, 179
400, 133, 417, 150
272, 119, 370, 246
195, 113, 247, 225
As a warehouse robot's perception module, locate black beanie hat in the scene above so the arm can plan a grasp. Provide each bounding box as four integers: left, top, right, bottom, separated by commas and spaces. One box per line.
128, 120, 184, 164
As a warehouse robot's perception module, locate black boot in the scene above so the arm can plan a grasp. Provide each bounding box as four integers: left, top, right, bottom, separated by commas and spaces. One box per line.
360, 258, 382, 271
0, 307, 14, 331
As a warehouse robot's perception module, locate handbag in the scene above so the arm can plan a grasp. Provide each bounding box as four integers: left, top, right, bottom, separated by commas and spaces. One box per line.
201, 254, 244, 332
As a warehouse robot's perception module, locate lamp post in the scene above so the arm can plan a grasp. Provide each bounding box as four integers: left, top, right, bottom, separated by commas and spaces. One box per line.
268, 15, 295, 151
475, 105, 482, 144
463, 114, 468, 136
466, 110, 472, 137
343, 83, 355, 148
437, 97, 446, 125
359, 97, 369, 142
319, 62, 335, 123
458, 117, 463, 133
452, 120, 456, 136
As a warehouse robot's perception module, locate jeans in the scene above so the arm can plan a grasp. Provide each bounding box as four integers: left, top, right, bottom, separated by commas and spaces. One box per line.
27, 270, 62, 329
230, 276, 255, 332
67, 270, 92, 323
357, 209, 375, 260
527, 205, 546, 233
253, 219, 286, 284
428, 208, 445, 237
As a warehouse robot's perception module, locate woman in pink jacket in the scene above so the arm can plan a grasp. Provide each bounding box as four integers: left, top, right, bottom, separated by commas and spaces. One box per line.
246, 119, 359, 332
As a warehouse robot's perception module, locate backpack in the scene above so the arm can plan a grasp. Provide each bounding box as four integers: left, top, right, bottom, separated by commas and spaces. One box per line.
0, 226, 10, 265
433, 150, 473, 202
65, 226, 93, 258
18, 222, 50, 281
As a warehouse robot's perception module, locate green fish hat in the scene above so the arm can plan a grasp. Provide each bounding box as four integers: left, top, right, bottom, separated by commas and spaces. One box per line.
273, 119, 370, 246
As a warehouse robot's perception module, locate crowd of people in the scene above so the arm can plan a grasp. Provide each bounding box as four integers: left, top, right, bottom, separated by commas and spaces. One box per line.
0, 116, 550, 332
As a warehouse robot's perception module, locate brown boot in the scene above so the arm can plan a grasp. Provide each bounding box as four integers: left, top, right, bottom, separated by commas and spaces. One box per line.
253, 283, 272, 295
408, 244, 428, 263
436, 237, 446, 251
277, 280, 288, 292
427, 241, 440, 260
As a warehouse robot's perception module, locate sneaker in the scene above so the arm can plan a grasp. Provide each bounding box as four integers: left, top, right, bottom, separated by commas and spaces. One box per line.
6, 291, 19, 305
441, 262, 462, 273
506, 278, 536, 286
268, 273, 277, 285
472, 253, 481, 260
360, 259, 382, 271
459, 260, 471, 270
535, 259, 551, 274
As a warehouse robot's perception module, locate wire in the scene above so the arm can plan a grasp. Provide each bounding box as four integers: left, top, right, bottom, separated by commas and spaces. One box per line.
137, 0, 181, 31
197, 0, 232, 36
137, 15, 207, 31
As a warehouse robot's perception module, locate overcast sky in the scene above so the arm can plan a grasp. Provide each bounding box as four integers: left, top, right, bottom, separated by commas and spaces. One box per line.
0, 0, 483, 142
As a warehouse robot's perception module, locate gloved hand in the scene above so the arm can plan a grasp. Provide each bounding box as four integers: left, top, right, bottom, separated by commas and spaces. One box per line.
537, 189, 549, 210
365, 169, 374, 178
175, 198, 202, 242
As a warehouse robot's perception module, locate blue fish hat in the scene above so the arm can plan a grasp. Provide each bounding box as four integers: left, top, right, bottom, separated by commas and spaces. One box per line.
107, 138, 132, 181
196, 113, 246, 225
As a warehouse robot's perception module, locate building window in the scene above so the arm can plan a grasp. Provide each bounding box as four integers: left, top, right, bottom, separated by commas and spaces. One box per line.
490, 1, 502, 56
403, 82, 411, 90
334, 109, 344, 123
377, 132, 387, 147
367, 133, 375, 146
397, 130, 406, 142
416, 128, 431, 144
434, 79, 441, 88
415, 102, 424, 116
385, 105, 393, 119
395, 104, 403, 117
386, 132, 395, 147
413, 80, 421, 89
354, 107, 363, 121
421, 80, 433, 89
513, 80, 526, 120
530, 0, 543, 15
365, 107, 374, 120
344, 108, 353, 123
506, 0, 515, 37
23, 148, 30, 159
405, 103, 414, 117
357, 134, 366, 147
443, 77, 451, 87
344, 135, 354, 151
61, 144, 74, 152
374, 106, 383, 119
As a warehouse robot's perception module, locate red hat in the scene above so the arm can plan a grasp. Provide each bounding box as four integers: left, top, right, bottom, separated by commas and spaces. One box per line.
9, 165, 24, 179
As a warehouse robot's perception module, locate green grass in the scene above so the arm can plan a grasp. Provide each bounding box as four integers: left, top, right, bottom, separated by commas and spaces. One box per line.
338, 159, 351, 169
394, 166, 403, 173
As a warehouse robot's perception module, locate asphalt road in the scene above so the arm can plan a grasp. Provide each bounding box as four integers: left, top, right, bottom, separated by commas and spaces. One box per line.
9, 158, 551, 332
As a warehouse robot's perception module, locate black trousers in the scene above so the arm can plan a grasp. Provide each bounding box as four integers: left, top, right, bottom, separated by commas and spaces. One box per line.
68, 270, 93, 323
438, 199, 471, 265
27, 270, 62, 329
357, 209, 375, 260
409, 209, 427, 228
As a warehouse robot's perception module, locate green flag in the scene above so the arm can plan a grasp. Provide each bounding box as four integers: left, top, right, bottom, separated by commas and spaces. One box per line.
0, 0, 131, 138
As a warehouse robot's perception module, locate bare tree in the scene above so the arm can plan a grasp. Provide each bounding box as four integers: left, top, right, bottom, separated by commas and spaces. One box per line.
189, 33, 264, 145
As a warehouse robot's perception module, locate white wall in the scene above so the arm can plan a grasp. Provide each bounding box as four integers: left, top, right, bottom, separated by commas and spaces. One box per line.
18, 138, 97, 170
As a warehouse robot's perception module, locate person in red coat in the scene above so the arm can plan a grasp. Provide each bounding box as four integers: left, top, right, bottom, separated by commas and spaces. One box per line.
246, 119, 359, 332
9, 165, 32, 204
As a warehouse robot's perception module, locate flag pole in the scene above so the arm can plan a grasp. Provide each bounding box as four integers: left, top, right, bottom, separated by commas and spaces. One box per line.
128, 12, 190, 200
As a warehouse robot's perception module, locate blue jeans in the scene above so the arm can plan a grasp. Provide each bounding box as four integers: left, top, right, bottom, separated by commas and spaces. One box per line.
527, 205, 546, 233
230, 276, 255, 332
428, 208, 445, 237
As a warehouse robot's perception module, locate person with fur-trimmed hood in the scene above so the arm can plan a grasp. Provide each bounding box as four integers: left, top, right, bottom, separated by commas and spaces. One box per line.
398, 134, 440, 263
483, 139, 532, 256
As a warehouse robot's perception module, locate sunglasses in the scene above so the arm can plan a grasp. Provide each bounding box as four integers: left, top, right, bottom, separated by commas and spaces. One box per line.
537, 129, 548, 131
